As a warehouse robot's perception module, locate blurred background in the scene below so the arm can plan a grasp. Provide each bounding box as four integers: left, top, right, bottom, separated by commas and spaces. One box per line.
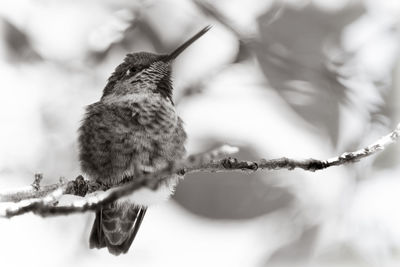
0, 0, 400, 266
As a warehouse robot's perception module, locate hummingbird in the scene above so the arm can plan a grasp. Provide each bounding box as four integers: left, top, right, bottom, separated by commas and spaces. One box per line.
78, 26, 210, 255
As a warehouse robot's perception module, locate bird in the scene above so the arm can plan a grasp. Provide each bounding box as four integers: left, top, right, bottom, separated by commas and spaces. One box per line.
78, 26, 210, 255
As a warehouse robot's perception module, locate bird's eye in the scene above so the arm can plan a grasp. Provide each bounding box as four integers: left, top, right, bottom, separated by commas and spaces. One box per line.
126, 67, 136, 76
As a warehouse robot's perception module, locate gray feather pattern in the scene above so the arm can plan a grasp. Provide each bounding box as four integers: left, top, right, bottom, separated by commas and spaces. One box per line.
79, 55, 186, 255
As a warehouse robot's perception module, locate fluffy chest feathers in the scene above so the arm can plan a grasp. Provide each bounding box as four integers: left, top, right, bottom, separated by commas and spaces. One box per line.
78, 91, 187, 185
103, 91, 178, 137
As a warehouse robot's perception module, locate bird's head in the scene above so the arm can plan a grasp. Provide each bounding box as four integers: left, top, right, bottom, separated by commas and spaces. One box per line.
102, 26, 211, 103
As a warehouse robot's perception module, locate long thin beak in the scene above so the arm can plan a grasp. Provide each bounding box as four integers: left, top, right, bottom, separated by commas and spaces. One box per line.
165, 26, 211, 61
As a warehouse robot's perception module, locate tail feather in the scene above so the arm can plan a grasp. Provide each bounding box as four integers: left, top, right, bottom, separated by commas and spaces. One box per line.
89, 203, 147, 255
89, 209, 106, 249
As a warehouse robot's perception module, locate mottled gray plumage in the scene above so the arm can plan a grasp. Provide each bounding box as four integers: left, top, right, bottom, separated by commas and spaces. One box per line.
78, 26, 210, 255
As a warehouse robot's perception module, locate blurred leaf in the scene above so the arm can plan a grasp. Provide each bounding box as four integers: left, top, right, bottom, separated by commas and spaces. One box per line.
255, 4, 364, 145
87, 15, 168, 64
1, 18, 41, 63
193, 0, 256, 63
193, 0, 240, 36
87, 9, 140, 63
233, 39, 252, 63
173, 142, 294, 220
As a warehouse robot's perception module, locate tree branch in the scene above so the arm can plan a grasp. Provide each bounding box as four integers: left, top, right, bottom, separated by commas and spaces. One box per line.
0, 123, 399, 218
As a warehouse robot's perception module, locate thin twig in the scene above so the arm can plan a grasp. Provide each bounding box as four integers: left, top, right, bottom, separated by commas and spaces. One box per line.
0, 123, 399, 218
0, 183, 62, 203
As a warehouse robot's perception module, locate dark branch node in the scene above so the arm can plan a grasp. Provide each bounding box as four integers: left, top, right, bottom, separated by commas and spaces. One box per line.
221, 157, 258, 171
305, 159, 328, 171
177, 168, 186, 176
221, 157, 238, 169
65, 175, 89, 197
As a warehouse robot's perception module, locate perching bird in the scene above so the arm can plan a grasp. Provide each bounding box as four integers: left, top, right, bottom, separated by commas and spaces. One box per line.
78, 26, 210, 255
